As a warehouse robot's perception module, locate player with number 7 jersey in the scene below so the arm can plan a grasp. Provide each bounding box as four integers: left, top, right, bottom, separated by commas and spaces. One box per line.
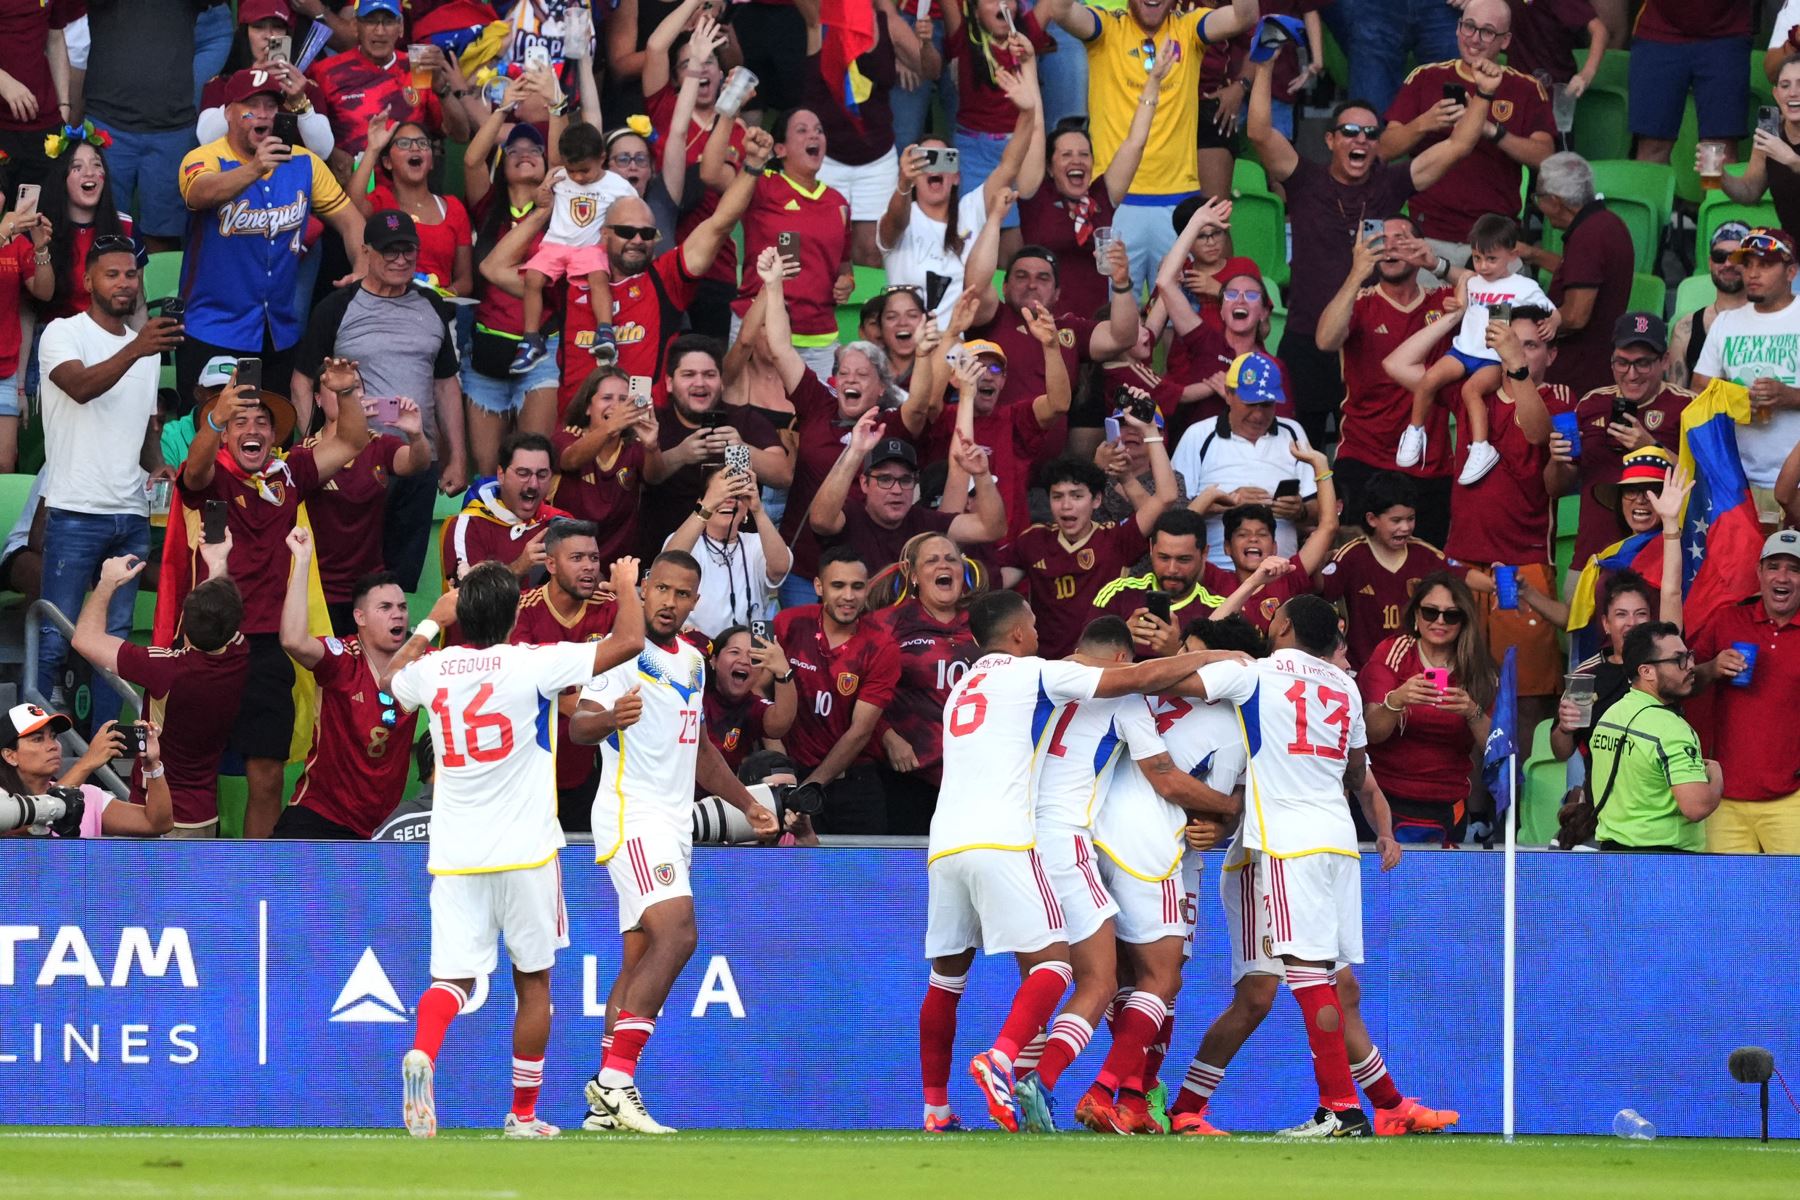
380, 558, 647, 1141
918, 592, 1244, 1135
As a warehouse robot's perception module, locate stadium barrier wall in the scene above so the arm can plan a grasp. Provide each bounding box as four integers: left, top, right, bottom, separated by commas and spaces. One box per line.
3, 841, 1796, 1137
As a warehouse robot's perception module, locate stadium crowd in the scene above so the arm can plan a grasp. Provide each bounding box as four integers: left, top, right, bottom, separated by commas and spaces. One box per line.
2, 0, 1799, 856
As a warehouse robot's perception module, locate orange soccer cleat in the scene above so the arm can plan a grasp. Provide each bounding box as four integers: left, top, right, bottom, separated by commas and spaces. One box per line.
1075, 1089, 1127, 1134
1112, 1093, 1163, 1135
1171, 1109, 1231, 1136
1374, 1097, 1460, 1136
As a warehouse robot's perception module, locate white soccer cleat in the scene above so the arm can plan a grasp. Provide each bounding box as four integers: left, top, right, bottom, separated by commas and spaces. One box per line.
1395, 424, 1428, 468
503, 1112, 561, 1138
585, 1077, 676, 1134
1275, 1105, 1371, 1139
402, 1049, 437, 1138
1457, 440, 1500, 486
580, 1075, 619, 1131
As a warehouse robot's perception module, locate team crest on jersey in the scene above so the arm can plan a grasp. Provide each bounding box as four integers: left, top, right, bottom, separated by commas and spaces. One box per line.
1262, 934, 1274, 958
325, 636, 346, 655
1076, 548, 1095, 570
1643, 410, 1664, 430
402, 86, 420, 108
722, 727, 741, 751
653, 863, 676, 886
1057, 328, 1076, 348
1258, 596, 1283, 623
836, 671, 859, 696
256, 481, 286, 506
1492, 99, 1514, 122
569, 195, 598, 227
617, 466, 632, 487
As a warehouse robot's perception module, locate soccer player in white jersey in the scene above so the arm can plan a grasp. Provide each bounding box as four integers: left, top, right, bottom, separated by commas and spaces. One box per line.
569, 550, 778, 1134
381, 557, 645, 1139
1070, 618, 1250, 1137
1181, 593, 1376, 1137
920, 591, 1245, 1133
1010, 615, 1242, 1135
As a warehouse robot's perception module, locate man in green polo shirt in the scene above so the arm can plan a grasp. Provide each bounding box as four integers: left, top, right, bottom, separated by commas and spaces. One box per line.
1590, 622, 1723, 852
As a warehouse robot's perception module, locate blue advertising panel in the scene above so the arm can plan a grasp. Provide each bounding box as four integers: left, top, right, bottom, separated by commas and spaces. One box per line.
1, 842, 1795, 1137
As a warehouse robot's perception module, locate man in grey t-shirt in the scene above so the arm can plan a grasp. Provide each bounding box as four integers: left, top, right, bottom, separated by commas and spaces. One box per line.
292, 209, 466, 591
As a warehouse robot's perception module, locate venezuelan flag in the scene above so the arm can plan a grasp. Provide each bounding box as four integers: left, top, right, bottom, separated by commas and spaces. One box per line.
820, 0, 878, 125
1675, 379, 1763, 636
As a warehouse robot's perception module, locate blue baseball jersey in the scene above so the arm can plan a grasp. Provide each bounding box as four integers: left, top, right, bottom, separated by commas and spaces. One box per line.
178, 136, 349, 350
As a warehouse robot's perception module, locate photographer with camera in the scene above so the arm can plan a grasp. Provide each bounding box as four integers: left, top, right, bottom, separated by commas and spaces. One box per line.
0, 703, 171, 837
692, 749, 820, 848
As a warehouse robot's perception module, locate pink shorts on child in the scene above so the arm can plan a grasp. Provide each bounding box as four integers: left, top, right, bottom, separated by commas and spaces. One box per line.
525, 242, 610, 282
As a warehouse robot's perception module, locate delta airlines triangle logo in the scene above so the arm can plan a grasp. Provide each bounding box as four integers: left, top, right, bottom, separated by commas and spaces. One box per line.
329, 947, 408, 1023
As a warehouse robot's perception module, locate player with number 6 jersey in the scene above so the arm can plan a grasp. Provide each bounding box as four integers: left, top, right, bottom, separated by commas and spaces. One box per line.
918, 593, 1241, 1135
380, 558, 646, 1142
570, 551, 778, 1136
1190, 595, 1375, 1138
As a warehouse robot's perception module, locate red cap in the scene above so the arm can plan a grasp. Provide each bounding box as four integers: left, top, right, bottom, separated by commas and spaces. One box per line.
238, 0, 293, 25
1216, 256, 1266, 293
223, 68, 284, 105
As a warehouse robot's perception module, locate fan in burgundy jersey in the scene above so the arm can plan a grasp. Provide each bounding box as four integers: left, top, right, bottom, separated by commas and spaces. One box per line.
703, 625, 797, 777
1207, 452, 1339, 635
866, 532, 981, 834
995, 447, 1173, 660
1318, 471, 1464, 670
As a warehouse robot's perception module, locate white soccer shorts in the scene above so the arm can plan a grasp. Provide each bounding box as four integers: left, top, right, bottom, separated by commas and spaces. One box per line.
924, 847, 1066, 959
1034, 824, 1120, 945
1221, 855, 1285, 985
429, 857, 569, 978
1250, 851, 1364, 970
604, 825, 694, 934
1099, 852, 1200, 948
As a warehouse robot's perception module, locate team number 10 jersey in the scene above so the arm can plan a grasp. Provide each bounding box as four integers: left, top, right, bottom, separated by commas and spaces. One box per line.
390, 641, 600, 875
929, 653, 1103, 863
1197, 649, 1368, 858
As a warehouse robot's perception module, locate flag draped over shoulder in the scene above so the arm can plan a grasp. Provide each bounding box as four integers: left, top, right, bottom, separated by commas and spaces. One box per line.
1481, 647, 1519, 817
820, 0, 878, 125
1565, 529, 1662, 635
1676, 379, 1762, 636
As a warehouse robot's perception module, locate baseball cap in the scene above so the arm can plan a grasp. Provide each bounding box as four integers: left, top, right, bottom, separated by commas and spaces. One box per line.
1731, 227, 1797, 264
196, 355, 240, 390
1, 703, 72, 748
1761, 529, 1800, 563
1611, 311, 1667, 354
863, 437, 918, 474
357, 0, 403, 17
366, 208, 421, 252
1225, 351, 1286, 405
238, 0, 293, 26
961, 339, 1007, 365
223, 68, 283, 105
503, 122, 546, 152
1711, 220, 1752, 248
1247, 14, 1307, 64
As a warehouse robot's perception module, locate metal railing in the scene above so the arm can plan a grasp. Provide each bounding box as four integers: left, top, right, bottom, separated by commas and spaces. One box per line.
21, 599, 140, 799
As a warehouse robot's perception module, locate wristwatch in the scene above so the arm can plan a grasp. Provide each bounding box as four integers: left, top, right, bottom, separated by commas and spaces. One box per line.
1505, 363, 1530, 381
1487, 120, 1508, 143
774, 669, 796, 684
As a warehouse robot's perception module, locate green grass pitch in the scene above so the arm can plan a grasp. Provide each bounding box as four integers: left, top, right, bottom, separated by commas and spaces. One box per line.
2, 1130, 1796, 1199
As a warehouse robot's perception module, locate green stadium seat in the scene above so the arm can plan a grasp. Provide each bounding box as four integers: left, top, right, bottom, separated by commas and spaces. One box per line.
1232, 157, 1270, 198
1519, 718, 1570, 846
1590, 160, 1675, 236
1672, 273, 1717, 321
143, 250, 182, 305
1226, 190, 1288, 287
0, 474, 35, 610
1322, 27, 1349, 93
1571, 89, 1631, 163
850, 264, 886, 307
1628, 272, 1667, 319
1573, 47, 1629, 95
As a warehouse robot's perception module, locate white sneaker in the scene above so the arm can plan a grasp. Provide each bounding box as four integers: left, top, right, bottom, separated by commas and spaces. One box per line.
1395, 424, 1427, 468
402, 1049, 437, 1138
503, 1112, 561, 1138
1276, 1105, 1372, 1138
585, 1077, 676, 1134
1458, 440, 1500, 485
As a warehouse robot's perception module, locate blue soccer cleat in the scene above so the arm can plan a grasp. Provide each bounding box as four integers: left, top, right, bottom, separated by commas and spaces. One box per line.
1015, 1074, 1058, 1134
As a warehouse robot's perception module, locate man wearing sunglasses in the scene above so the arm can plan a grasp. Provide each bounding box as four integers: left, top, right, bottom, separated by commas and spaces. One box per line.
1666, 223, 1749, 390
1245, 46, 1495, 451
1692, 227, 1800, 504
1546, 313, 1691, 571
274, 526, 420, 840
1589, 622, 1721, 853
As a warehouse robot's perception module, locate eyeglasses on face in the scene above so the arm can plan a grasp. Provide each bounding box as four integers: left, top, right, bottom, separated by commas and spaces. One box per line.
378, 245, 418, 260
1418, 604, 1465, 626
609, 224, 660, 242
1711, 248, 1739, 264
1223, 287, 1263, 302
609, 152, 651, 168
864, 472, 917, 491
1332, 123, 1380, 140
1610, 355, 1659, 374
1195, 227, 1226, 240
1643, 650, 1695, 669
391, 136, 430, 151
1457, 18, 1504, 41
